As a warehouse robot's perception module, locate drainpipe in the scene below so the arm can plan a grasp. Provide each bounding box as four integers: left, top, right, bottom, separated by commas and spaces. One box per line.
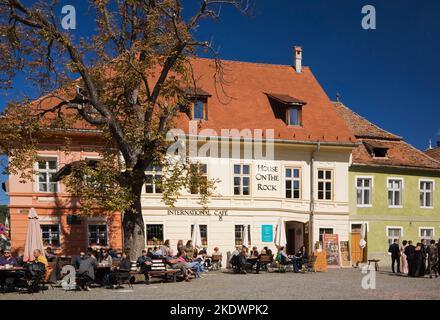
309, 142, 320, 254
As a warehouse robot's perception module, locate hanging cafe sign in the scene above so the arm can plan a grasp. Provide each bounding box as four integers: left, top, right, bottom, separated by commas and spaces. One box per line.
167, 209, 228, 221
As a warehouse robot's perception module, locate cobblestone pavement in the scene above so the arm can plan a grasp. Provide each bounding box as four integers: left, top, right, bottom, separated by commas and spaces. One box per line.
1, 268, 439, 300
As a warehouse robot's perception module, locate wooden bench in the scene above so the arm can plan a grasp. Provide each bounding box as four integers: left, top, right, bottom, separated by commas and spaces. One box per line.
143, 258, 181, 284
258, 254, 273, 272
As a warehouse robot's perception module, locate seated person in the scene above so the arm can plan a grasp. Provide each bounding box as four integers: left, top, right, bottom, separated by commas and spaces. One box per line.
153, 247, 163, 257
165, 249, 192, 282
0, 249, 18, 266
289, 246, 308, 273
108, 248, 118, 259
210, 247, 222, 269
98, 249, 112, 266
264, 246, 273, 256
250, 246, 259, 257
77, 248, 98, 291
105, 252, 131, 288
0, 249, 20, 291
295, 246, 308, 270
73, 252, 85, 270
146, 247, 154, 259
33, 249, 48, 268
275, 246, 290, 265
238, 246, 254, 274
136, 249, 152, 284
45, 247, 57, 262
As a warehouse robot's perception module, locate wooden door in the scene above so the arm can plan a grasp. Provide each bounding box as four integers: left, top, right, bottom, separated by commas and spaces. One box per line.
350, 232, 364, 266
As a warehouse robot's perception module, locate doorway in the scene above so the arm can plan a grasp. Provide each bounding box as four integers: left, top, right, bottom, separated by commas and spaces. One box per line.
350, 223, 367, 265
285, 221, 305, 255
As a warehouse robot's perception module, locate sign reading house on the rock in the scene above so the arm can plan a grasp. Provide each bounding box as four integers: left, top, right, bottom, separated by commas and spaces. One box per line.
255, 164, 280, 195
168, 209, 228, 221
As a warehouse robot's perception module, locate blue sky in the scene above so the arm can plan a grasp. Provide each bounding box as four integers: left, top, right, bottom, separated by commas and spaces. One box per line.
1, 0, 439, 204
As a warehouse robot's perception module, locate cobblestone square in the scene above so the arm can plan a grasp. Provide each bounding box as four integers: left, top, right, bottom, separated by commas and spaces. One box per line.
1, 268, 439, 300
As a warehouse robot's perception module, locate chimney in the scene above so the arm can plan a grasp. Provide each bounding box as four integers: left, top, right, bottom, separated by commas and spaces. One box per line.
294, 45, 302, 73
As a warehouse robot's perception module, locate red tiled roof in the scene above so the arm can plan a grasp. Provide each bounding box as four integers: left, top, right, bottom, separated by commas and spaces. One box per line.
264, 93, 306, 105
334, 102, 401, 140
426, 147, 440, 161
334, 102, 440, 170
18, 57, 358, 145
171, 58, 356, 143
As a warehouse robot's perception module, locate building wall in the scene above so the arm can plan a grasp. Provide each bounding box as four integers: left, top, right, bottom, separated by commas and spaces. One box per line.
142, 143, 353, 265
8, 146, 123, 255
349, 167, 440, 263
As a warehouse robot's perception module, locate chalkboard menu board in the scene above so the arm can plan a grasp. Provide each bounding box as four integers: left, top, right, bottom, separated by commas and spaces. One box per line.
339, 241, 351, 267
323, 234, 340, 267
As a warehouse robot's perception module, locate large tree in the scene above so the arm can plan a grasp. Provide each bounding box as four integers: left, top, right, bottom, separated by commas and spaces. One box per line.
0, 0, 251, 257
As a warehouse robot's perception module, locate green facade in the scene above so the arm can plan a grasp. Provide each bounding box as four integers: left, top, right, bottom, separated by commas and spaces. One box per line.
349, 166, 440, 263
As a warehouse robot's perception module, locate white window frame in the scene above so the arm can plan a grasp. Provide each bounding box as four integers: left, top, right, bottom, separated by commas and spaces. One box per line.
233, 163, 251, 196
419, 227, 435, 240
189, 162, 208, 195
386, 226, 403, 246
284, 166, 302, 200
145, 165, 163, 195
419, 179, 434, 209
41, 223, 61, 248
87, 224, 108, 247
355, 176, 373, 207
234, 223, 252, 246
35, 156, 59, 193
350, 221, 370, 233
190, 223, 208, 246
387, 177, 404, 208
317, 169, 333, 201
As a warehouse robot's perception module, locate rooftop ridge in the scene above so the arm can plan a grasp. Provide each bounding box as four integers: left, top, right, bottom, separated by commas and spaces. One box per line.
333, 101, 402, 140
192, 56, 310, 70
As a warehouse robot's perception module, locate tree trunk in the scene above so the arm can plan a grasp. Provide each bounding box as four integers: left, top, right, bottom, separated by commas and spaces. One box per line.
122, 193, 145, 260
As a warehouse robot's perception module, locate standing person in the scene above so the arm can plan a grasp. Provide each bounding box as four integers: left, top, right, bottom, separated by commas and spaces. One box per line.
427, 240, 438, 278
438, 238, 440, 275
414, 243, 425, 277
404, 241, 416, 277
388, 239, 401, 273
400, 240, 409, 275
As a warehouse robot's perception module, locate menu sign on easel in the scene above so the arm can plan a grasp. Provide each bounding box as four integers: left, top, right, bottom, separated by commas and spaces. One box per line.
323, 234, 341, 267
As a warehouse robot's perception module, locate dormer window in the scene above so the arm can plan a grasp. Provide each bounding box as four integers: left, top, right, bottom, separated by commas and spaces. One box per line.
287, 107, 302, 126
373, 147, 388, 158
363, 142, 389, 159
265, 92, 306, 127
193, 99, 206, 121
181, 87, 211, 121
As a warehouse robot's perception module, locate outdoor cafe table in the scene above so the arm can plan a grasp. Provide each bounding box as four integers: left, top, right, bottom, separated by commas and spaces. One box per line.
0, 266, 26, 293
